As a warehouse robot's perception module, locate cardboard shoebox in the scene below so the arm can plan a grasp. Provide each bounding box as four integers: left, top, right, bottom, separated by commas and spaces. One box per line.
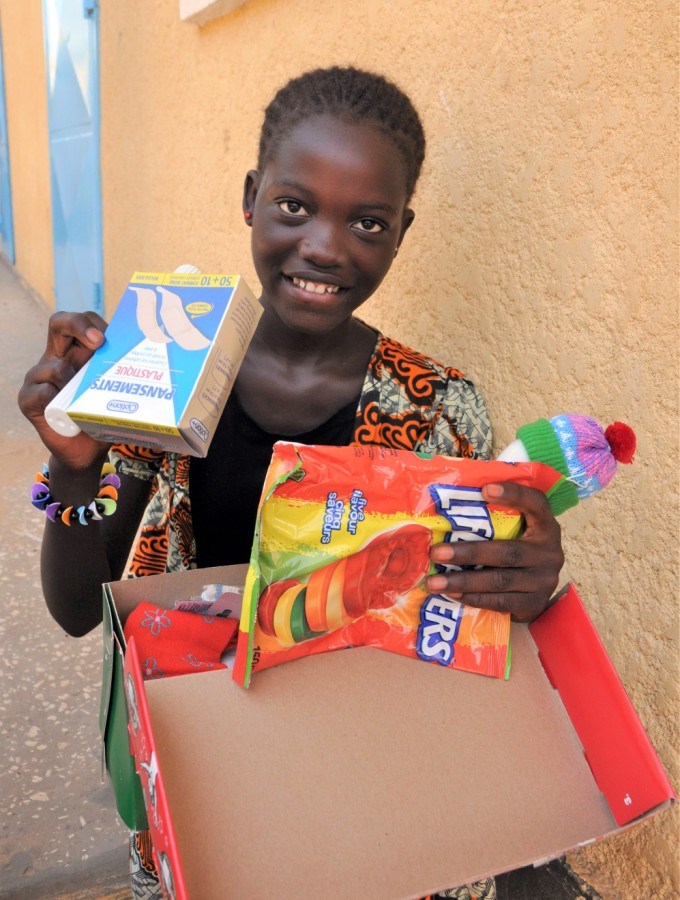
103, 566, 674, 900
47, 272, 261, 457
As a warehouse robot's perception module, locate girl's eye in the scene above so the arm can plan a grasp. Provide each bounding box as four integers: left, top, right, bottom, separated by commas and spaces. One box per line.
277, 199, 309, 217
353, 218, 386, 234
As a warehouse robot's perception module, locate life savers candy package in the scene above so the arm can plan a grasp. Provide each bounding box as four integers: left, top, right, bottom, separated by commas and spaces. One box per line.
232, 443, 565, 687
63, 272, 261, 456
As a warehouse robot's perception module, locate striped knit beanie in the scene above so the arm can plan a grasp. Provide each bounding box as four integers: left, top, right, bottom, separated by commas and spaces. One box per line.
515, 415, 636, 516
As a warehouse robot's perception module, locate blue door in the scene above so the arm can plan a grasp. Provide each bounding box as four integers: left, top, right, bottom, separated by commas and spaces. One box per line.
43, 0, 103, 312
0, 18, 15, 265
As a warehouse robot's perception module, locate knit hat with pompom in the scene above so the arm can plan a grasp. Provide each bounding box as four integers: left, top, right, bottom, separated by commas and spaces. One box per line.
515, 415, 636, 515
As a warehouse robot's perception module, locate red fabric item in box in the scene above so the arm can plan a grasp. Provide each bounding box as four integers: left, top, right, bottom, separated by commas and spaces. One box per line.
123, 602, 238, 679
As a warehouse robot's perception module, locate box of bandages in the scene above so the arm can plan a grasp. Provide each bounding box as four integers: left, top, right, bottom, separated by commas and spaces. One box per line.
102, 568, 675, 900
61, 272, 261, 456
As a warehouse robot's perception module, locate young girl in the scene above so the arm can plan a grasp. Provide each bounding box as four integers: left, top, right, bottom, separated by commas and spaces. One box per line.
19, 67, 574, 899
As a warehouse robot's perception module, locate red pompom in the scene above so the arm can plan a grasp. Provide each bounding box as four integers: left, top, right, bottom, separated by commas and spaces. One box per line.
604, 422, 636, 464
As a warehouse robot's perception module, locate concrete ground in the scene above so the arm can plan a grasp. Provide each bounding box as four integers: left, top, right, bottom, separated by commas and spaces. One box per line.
0, 259, 130, 898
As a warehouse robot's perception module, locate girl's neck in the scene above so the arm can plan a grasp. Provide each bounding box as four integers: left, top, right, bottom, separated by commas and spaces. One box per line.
235, 308, 377, 435
252, 309, 372, 364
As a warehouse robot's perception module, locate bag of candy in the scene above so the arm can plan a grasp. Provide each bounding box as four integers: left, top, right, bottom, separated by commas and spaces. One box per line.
232, 443, 562, 687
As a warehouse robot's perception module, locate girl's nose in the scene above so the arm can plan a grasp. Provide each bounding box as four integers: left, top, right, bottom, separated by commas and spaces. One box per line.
298, 221, 345, 268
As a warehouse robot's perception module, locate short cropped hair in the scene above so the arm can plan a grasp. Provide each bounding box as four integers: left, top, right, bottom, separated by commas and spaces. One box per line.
258, 66, 426, 200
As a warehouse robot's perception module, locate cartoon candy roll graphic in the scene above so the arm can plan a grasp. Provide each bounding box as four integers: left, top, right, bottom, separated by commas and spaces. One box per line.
256, 523, 432, 647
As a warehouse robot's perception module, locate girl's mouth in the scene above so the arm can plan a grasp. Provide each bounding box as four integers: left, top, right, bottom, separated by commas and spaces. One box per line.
289, 276, 342, 296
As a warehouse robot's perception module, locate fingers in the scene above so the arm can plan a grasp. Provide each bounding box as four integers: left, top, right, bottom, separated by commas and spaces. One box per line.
425, 481, 564, 623
428, 588, 553, 623
45, 310, 107, 362
431, 536, 526, 570
26, 355, 79, 393
18, 376, 59, 423
18, 311, 108, 467
425, 566, 559, 622
20, 310, 107, 423
18, 356, 109, 468
483, 482, 560, 535
425, 555, 551, 599
425, 550, 563, 621
18, 357, 78, 420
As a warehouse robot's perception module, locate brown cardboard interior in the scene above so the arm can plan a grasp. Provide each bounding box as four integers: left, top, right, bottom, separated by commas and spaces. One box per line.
141, 628, 616, 899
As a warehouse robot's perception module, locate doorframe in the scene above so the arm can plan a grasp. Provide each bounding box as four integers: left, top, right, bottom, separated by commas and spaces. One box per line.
0, 15, 15, 265
42, 0, 104, 312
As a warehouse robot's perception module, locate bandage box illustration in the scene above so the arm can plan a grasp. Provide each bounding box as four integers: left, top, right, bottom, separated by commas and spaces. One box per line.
101, 566, 674, 899
64, 272, 261, 456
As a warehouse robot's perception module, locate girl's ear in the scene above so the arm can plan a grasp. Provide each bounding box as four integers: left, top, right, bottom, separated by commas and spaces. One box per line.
243, 170, 260, 226
397, 208, 415, 249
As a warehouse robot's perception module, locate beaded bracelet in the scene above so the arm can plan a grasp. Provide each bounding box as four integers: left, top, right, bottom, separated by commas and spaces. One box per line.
31, 462, 120, 525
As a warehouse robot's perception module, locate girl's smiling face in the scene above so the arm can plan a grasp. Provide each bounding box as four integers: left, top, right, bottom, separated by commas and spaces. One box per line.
244, 114, 415, 336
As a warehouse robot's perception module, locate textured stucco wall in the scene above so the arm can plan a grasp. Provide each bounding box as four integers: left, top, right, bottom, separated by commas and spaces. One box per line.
0, 1, 53, 301
1, 0, 677, 895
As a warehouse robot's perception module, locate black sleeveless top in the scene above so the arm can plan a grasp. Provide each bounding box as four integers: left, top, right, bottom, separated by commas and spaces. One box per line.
190, 391, 359, 568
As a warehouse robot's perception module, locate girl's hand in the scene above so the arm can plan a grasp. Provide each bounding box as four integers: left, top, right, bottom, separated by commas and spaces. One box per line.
425, 482, 564, 622
18, 311, 110, 469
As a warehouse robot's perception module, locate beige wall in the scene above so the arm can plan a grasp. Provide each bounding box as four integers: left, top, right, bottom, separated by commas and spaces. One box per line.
3, 0, 678, 895
0, 1, 53, 301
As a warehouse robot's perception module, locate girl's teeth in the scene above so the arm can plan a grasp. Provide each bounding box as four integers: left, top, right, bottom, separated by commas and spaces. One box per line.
292, 277, 340, 295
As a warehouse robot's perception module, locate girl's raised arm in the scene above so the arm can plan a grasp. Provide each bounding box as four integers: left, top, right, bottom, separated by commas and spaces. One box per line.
19, 311, 151, 635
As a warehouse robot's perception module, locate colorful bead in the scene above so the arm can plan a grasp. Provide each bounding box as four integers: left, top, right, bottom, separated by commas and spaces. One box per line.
97, 497, 117, 516
45, 502, 61, 522
31, 483, 51, 509
30, 462, 120, 526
